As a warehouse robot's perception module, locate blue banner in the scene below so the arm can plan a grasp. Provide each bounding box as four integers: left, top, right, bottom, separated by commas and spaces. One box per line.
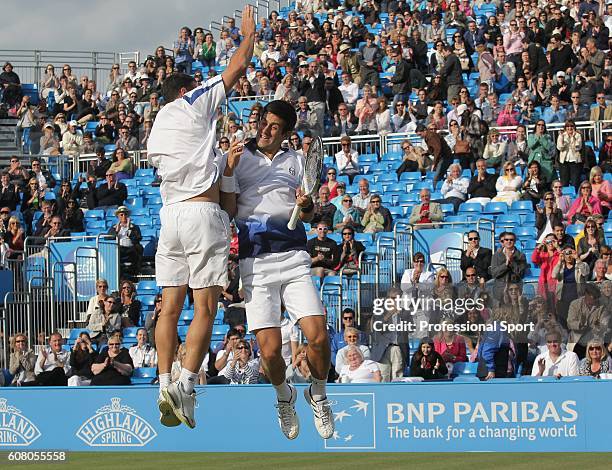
1, 382, 611, 452
0, 270, 13, 305
413, 229, 463, 265
24, 240, 119, 301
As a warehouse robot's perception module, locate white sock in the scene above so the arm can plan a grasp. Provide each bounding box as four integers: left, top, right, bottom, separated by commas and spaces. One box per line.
274, 380, 292, 402
310, 376, 327, 402
178, 368, 199, 395
159, 373, 171, 397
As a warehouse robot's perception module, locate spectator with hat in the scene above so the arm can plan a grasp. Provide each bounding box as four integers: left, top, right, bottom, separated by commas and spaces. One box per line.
108, 206, 143, 274
338, 42, 360, 86
61, 120, 83, 156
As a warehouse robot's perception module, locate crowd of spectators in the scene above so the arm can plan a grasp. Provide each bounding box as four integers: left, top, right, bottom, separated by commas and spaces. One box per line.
2, 0, 612, 386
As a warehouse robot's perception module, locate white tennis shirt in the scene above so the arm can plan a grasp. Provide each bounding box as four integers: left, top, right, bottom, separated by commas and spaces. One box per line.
234, 140, 308, 259
147, 75, 226, 205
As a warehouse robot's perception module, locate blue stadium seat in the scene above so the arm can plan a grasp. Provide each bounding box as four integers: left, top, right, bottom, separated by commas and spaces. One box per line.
377, 173, 397, 183
389, 206, 405, 218
135, 168, 155, 178
140, 295, 156, 312
178, 325, 189, 339
354, 233, 373, 244
483, 202, 508, 215
458, 203, 482, 213
413, 181, 433, 191
145, 196, 162, 206
213, 324, 230, 337
327, 233, 342, 243
126, 197, 144, 208
131, 216, 152, 228
85, 121, 99, 133
123, 327, 139, 338
565, 224, 583, 237
85, 220, 106, 231
129, 207, 150, 217
496, 214, 521, 225
510, 200, 533, 212
451, 361, 479, 377
133, 367, 157, 378
561, 186, 576, 198
514, 226, 537, 239
385, 183, 406, 193
323, 275, 342, 285
179, 309, 195, 324
399, 171, 422, 182
137, 280, 158, 292
84, 209, 105, 220
441, 203, 455, 215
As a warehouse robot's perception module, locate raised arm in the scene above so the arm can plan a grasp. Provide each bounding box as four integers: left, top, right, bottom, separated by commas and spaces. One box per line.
221, 6, 256, 94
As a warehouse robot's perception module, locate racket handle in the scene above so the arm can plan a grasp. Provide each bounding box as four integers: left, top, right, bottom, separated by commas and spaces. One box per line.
287, 204, 302, 230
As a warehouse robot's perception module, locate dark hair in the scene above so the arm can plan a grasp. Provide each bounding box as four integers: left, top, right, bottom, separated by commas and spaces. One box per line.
263, 100, 297, 133
227, 327, 244, 339
528, 160, 541, 171
583, 283, 601, 299
412, 338, 437, 367
161, 73, 196, 102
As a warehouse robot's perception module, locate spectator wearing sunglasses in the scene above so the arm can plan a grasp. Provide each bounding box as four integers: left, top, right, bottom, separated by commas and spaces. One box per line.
461, 230, 492, 282
308, 222, 339, 281
222, 339, 259, 384
87, 294, 122, 346
91, 333, 134, 386
334, 227, 365, 274
8, 333, 36, 386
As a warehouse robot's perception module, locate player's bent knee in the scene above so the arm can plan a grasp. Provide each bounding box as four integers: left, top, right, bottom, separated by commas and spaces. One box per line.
306, 330, 329, 352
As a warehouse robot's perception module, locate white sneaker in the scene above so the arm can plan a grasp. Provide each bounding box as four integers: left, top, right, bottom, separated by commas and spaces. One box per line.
304, 386, 334, 439
275, 383, 299, 440
161, 382, 196, 429
157, 393, 180, 427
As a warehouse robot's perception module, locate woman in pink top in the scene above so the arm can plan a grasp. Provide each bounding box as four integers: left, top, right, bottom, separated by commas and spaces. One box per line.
589, 166, 611, 217
566, 181, 602, 224
355, 84, 379, 133
434, 321, 467, 364
497, 100, 520, 127
531, 233, 560, 303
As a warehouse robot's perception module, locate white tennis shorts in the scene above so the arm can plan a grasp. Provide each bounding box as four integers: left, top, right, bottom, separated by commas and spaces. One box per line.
156, 201, 230, 289
239, 250, 324, 332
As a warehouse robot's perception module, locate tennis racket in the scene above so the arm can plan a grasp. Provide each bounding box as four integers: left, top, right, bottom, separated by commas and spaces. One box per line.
287, 136, 324, 230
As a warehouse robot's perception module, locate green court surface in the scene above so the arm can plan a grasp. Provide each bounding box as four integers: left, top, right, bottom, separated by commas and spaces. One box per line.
3, 453, 612, 469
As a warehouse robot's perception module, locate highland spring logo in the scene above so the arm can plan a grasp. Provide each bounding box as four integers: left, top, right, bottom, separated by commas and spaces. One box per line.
0, 398, 42, 446
76, 397, 157, 447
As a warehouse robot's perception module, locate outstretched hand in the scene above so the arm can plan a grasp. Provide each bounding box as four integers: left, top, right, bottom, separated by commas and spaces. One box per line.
241, 5, 256, 38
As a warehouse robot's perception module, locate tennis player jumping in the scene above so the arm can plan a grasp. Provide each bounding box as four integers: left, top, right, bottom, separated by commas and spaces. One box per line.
220, 100, 335, 440
147, 6, 255, 429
